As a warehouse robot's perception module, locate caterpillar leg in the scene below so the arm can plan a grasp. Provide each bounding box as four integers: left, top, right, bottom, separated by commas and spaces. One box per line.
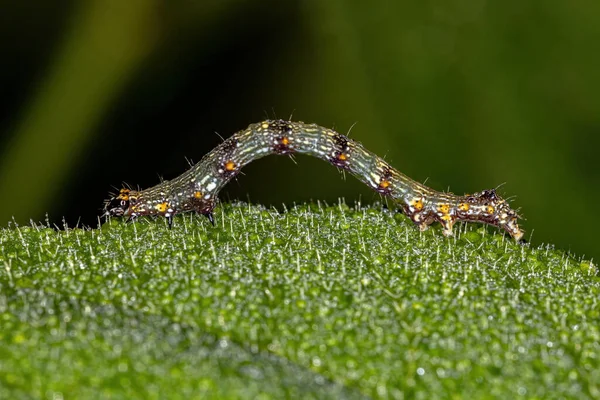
440, 218, 455, 237
204, 212, 215, 226
412, 212, 435, 233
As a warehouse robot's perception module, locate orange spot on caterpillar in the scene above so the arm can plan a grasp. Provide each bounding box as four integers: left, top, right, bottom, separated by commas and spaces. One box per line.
458, 203, 469, 211
338, 153, 348, 161
437, 203, 450, 214
281, 137, 289, 146
411, 198, 424, 211
379, 179, 391, 189
224, 161, 236, 171
194, 191, 203, 199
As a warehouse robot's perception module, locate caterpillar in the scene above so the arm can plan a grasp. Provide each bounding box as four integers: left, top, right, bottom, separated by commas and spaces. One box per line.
104, 120, 524, 241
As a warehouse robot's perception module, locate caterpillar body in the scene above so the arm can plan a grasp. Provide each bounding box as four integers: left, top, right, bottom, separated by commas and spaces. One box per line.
104, 120, 524, 241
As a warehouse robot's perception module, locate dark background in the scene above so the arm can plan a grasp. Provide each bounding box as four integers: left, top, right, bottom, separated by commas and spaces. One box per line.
1, 1, 598, 261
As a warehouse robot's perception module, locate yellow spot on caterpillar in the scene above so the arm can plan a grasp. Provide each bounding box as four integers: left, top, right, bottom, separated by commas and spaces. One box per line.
225, 161, 236, 171
117, 188, 130, 201
441, 214, 452, 221
486, 205, 495, 214
338, 153, 348, 161
410, 198, 424, 211
281, 137, 289, 146
379, 179, 391, 189
458, 203, 469, 211
437, 203, 450, 214
261, 122, 269, 129
155, 202, 168, 213
194, 191, 202, 199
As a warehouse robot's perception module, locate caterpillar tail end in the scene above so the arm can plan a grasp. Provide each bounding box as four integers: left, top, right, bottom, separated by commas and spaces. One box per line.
462, 189, 524, 242
504, 218, 524, 242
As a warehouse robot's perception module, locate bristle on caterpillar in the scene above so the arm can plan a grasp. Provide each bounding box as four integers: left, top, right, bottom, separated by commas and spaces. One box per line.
103, 120, 524, 241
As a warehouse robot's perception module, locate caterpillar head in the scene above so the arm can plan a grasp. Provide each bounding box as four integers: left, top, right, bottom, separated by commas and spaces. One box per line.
462, 189, 524, 241
104, 188, 138, 218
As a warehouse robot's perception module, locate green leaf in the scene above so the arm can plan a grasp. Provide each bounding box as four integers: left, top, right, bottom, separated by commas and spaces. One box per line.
0, 203, 598, 398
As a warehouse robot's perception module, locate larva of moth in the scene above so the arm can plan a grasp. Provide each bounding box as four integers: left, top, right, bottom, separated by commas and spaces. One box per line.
104, 120, 524, 241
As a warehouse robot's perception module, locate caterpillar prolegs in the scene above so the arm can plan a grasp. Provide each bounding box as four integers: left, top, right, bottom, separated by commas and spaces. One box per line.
104, 120, 524, 241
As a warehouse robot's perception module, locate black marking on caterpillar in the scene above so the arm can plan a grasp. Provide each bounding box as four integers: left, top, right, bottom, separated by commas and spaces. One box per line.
104, 120, 524, 240
219, 136, 239, 155
329, 133, 351, 170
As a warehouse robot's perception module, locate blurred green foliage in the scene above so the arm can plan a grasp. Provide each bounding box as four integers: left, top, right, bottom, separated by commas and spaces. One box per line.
0, 0, 598, 260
